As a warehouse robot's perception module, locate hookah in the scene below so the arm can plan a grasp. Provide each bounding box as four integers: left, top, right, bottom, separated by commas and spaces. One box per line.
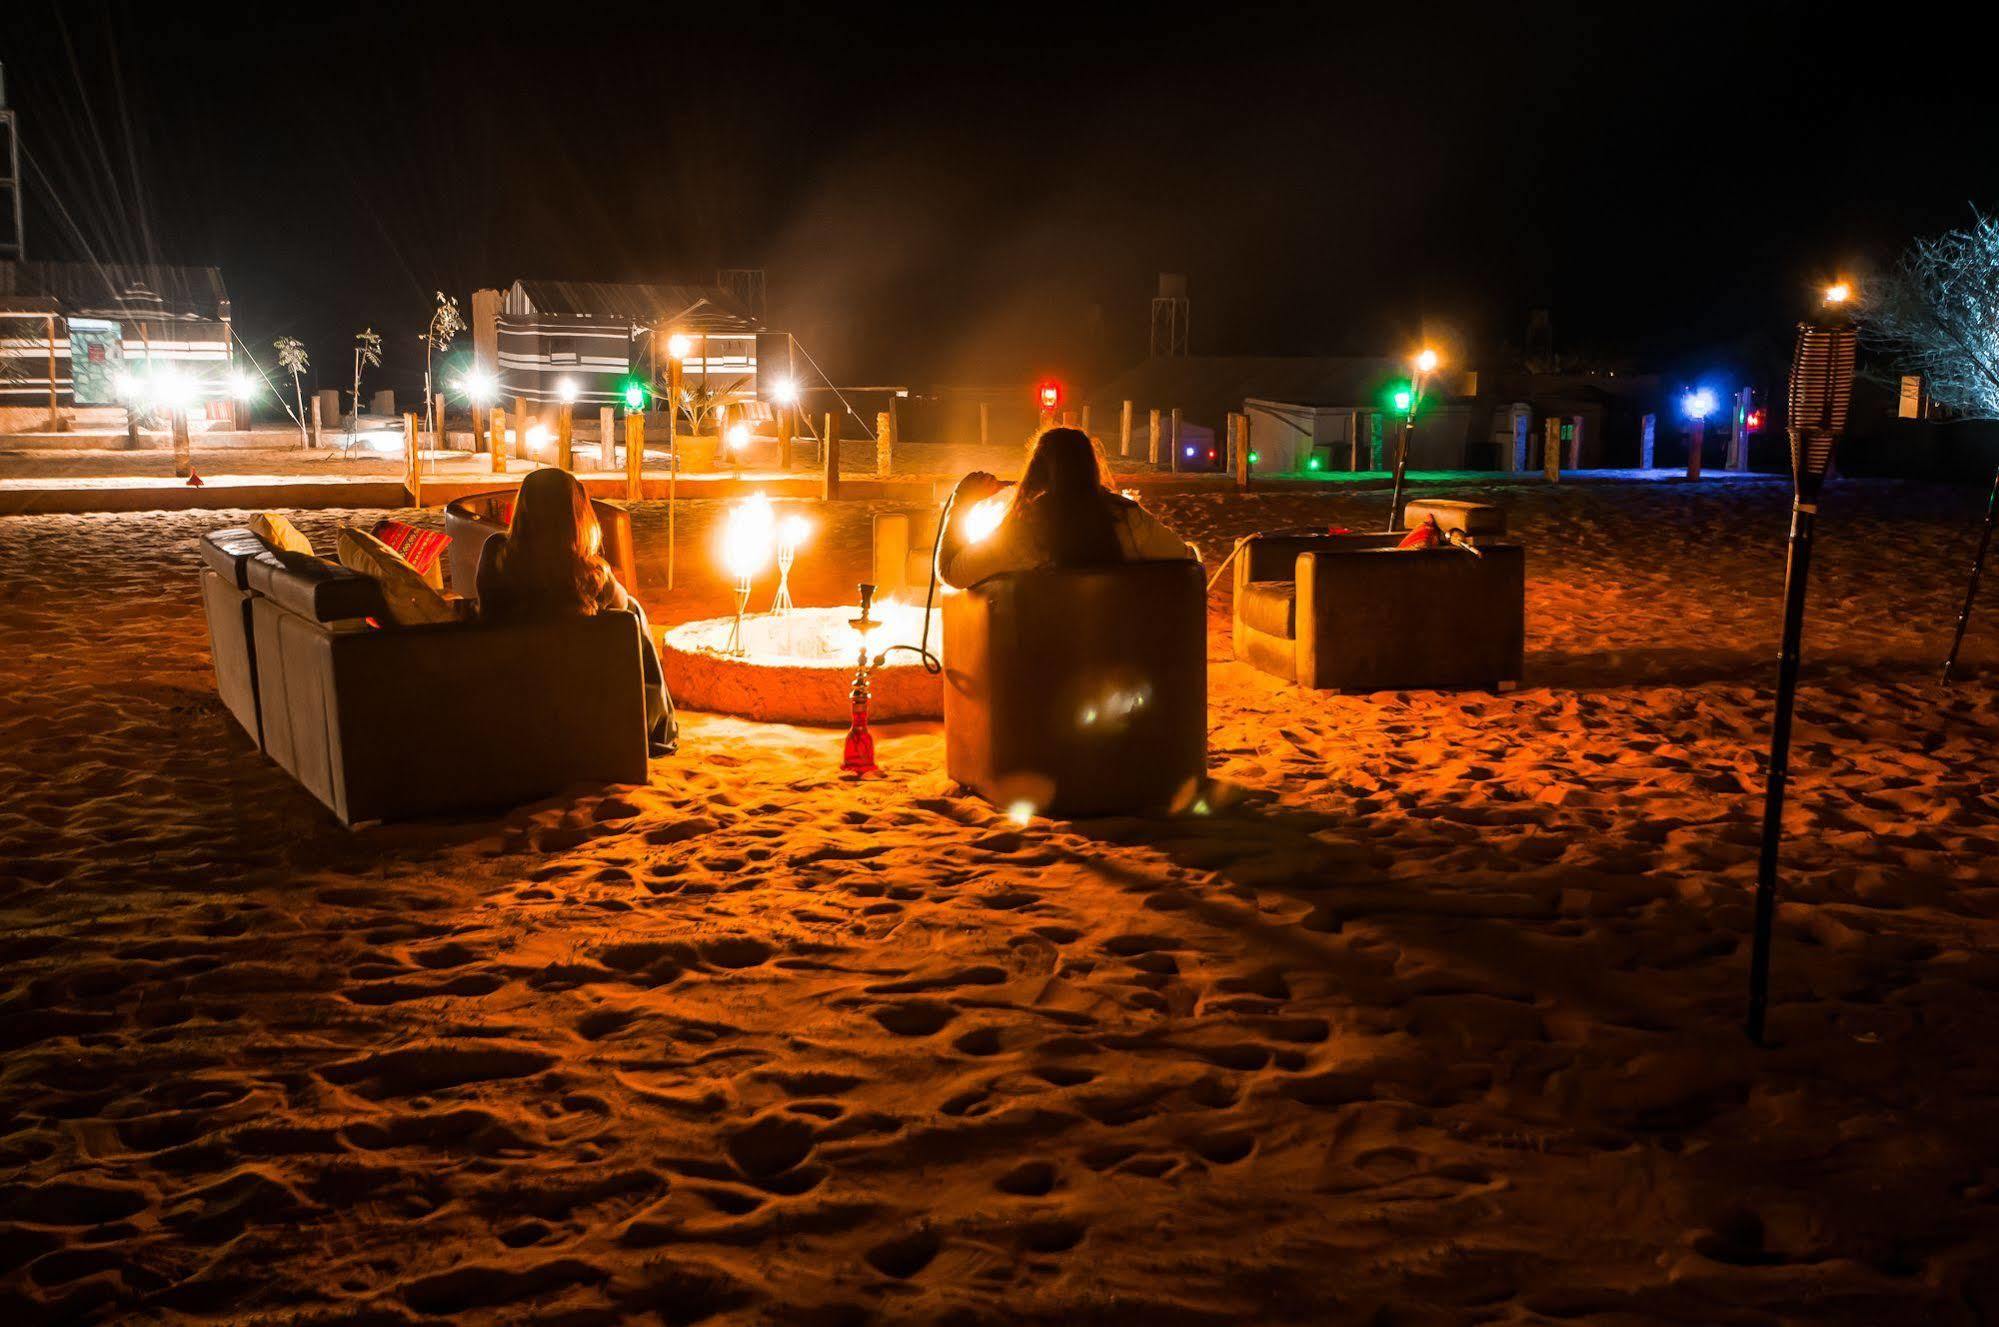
842, 583, 883, 777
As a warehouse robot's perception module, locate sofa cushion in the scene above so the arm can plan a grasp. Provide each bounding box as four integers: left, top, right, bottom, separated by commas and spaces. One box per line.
252, 511, 316, 557
199, 527, 269, 589
245, 548, 386, 623
1403, 499, 1506, 536
337, 527, 460, 627
1238, 581, 1297, 639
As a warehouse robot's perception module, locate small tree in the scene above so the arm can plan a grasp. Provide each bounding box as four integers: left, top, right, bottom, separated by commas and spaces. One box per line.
423, 293, 464, 442
350, 327, 383, 439
274, 336, 310, 445
1866, 209, 1999, 419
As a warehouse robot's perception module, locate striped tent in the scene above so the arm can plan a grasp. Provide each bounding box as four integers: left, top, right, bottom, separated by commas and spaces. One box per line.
0, 261, 232, 413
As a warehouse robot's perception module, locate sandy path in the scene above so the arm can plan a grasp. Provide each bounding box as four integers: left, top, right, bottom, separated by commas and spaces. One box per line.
3, 476, 1999, 1325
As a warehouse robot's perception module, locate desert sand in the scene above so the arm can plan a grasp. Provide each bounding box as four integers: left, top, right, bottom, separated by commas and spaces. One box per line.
3, 474, 1999, 1325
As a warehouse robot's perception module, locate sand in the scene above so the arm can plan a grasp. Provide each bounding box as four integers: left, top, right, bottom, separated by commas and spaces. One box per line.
3, 474, 1999, 1325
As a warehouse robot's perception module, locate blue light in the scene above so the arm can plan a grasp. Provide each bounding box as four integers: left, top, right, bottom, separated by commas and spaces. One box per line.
1184, 446, 1196, 457
1682, 387, 1717, 420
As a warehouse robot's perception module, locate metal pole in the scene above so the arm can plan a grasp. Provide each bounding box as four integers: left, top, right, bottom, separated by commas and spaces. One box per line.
1746, 498, 1817, 1045
1386, 419, 1412, 530
1943, 464, 1999, 683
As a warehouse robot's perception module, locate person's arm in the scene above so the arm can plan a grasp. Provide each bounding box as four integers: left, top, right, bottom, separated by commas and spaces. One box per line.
1120, 504, 1197, 561
937, 471, 1009, 588
596, 566, 631, 614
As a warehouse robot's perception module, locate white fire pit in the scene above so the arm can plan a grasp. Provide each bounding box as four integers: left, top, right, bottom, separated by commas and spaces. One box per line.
659, 603, 943, 725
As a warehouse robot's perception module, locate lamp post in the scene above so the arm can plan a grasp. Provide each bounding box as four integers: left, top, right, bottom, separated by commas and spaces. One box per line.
1746, 282, 1858, 1046
666, 333, 692, 590
1385, 348, 1439, 530
1683, 387, 1717, 480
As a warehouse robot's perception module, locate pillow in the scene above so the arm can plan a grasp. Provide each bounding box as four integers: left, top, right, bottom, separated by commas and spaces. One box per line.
251, 512, 314, 557
368, 518, 450, 590
1396, 516, 1442, 550
337, 527, 461, 627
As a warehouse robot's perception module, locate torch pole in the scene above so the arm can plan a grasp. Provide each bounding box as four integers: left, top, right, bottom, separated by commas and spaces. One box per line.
1942, 463, 1999, 684
1386, 375, 1424, 531
1747, 494, 1818, 1046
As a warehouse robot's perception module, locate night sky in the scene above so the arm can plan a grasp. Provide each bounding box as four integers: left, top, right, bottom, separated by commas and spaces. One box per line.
3, 2, 1988, 394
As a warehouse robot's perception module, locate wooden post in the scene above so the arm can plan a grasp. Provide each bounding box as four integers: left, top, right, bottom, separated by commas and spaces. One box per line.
1568, 414, 1584, 470
513, 397, 529, 461
403, 412, 422, 505
489, 409, 506, 474
1061, 409, 1076, 428
124, 405, 140, 451
1544, 418, 1562, 482
1686, 416, 1705, 480
171, 409, 192, 477
876, 410, 894, 478
599, 406, 615, 471
1232, 412, 1251, 490
433, 392, 447, 452
1349, 410, 1362, 472
471, 404, 486, 458
1119, 400, 1133, 458
1080, 404, 1092, 435
556, 402, 574, 471
46, 313, 64, 432
1148, 408, 1163, 467
1640, 413, 1657, 469
822, 410, 841, 500
1169, 408, 1183, 473
625, 412, 644, 500
778, 405, 794, 470
310, 395, 324, 449
979, 400, 990, 447
1728, 387, 1752, 471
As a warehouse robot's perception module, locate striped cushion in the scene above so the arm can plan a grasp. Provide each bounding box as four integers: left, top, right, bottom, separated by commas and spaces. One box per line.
370, 519, 451, 589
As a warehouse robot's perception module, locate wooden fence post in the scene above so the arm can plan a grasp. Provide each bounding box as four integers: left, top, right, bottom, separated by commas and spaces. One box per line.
1232, 412, 1251, 490
1148, 408, 1163, 467
1169, 408, 1183, 473
309, 395, 323, 449
822, 411, 842, 500
489, 409, 506, 474
1544, 418, 1562, 482
877, 410, 895, 478
599, 406, 615, 471
557, 402, 574, 471
979, 400, 990, 447
433, 392, 447, 452
1080, 404, 1092, 435
1119, 400, 1133, 458
513, 397, 529, 462
625, 412, 644, 500
171, 408, 192, 477
403, 412, 422, 506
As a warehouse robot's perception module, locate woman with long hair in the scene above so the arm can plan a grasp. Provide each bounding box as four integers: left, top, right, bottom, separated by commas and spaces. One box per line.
477, 467, 677, 754
940, 427, 1193, 587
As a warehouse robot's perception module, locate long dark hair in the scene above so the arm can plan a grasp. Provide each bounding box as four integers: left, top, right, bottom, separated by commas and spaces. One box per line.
491, 467, 611, 612
1012, 427, 1124, 566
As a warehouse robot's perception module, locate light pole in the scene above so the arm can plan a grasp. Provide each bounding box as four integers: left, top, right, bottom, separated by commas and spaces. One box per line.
666, 333, 692, 590
1386, 347, 1439, 530
1746, 281, 1857, 1046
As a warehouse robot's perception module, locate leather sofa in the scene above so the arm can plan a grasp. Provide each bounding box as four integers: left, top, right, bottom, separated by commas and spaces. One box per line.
943, 560, 1206, 817
199, 529, 648, 825
1233, 532, 1524, 692
873, 508, 944, 600
444, 489, 639, 600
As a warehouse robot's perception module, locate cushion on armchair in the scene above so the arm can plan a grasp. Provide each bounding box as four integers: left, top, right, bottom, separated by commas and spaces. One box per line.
1237, 581, 1297, 639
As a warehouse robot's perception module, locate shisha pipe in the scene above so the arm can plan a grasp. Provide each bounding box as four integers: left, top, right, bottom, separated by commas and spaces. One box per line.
842, 583, 883, 776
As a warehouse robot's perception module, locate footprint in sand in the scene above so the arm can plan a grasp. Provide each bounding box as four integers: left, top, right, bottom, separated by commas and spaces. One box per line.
870, 1001, 958, 1037
865, 1228, 941, 1279
725, 1115, 815, 1180
994, 1160, 1058, 1196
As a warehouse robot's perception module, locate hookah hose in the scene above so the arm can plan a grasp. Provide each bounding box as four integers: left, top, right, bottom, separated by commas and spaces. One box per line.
869, 486, 957, 675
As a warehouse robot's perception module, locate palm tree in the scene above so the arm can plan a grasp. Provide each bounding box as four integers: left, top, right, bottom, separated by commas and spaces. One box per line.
274, 336, 309, 446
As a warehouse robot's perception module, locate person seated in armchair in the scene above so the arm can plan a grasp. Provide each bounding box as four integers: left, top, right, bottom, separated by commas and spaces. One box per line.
939, 427, 1195, 588
477, 468, 678, 756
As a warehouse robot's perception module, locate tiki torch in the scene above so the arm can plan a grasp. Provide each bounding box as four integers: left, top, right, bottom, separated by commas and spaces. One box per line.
1386, 347, 1439, 530
1746, 282, 1856, 1046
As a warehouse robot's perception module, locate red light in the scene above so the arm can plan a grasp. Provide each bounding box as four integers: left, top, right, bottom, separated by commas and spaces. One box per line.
1746, 408, 1765, 432
1208, 450, 1217, 460
1037, 381, 1061, 411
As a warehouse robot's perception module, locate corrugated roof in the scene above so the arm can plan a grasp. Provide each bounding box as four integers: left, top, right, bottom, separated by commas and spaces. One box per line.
510, 279, 761, 331
1088, 356, 1411, 422
0, 261, 230, 322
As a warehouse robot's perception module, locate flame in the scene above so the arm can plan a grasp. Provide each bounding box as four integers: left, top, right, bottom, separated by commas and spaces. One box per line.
722, 492, 776, 580
962, 494, 1010, 544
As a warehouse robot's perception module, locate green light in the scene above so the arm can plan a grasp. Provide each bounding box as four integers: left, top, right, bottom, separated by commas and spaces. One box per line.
622, 380, 646, 411
1392, 388, 1413, 413
1308, 456, 1321, 469
1248, 451, 1259, 464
